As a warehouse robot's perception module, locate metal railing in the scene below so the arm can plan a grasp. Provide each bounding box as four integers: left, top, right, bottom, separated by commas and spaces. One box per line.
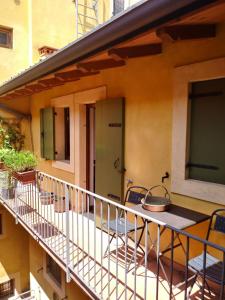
0, 171, 224, 300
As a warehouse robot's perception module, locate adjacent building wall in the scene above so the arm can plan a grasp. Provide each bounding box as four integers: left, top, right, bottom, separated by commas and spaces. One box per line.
0, 204, 30, 295
29, 237, 89, 300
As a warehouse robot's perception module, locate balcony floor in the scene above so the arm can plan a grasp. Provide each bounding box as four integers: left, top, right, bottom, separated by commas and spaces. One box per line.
1, 188, 221, 300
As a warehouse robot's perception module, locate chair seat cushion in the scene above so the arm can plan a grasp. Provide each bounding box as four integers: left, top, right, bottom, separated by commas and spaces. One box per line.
108, 218, 143, 234
189, 252, 224, 284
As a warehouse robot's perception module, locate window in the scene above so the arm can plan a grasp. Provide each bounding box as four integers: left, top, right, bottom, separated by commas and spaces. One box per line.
172, 57, 225, 205
0, 279, 14, 298
55, 107, 70, 161
0, 26, 12, 48
187, 78, 225, 185
46, 255, 62, 287
40, 95, 74, 172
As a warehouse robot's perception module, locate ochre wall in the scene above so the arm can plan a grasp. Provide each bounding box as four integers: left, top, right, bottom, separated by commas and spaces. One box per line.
30, 21, 225, 211
3, 22, 225, 267
29, 237, 89, 300
0, 204, 30, 293
0, 0, 29, 83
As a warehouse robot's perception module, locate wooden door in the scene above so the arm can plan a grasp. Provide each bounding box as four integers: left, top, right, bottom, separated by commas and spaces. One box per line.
95, 98, 125, 202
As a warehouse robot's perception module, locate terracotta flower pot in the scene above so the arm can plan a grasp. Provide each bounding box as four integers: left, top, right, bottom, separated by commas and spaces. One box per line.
13, 170, 36, 184
40, 191, 54, 205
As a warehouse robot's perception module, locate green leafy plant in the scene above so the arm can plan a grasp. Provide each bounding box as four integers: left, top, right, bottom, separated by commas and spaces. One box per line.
0, 148, 14, 163
4, 150, 38, 173
0, 117, 25, 150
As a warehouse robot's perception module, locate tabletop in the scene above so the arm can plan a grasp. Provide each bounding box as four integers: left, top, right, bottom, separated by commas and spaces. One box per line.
132, 204, 210, 230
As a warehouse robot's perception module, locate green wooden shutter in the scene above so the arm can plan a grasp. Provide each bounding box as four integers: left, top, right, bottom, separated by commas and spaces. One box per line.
40, 107, 55, 160
188, 78, 225, 184
95, 98, 125, 202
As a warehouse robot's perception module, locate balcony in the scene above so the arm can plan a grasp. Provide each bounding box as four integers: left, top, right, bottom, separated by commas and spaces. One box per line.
0, 171, 224, 300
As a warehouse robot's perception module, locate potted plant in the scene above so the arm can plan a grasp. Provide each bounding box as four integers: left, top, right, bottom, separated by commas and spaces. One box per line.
0, 149, 16, 199
0, 148, 13, 169
4, 150, 38, 184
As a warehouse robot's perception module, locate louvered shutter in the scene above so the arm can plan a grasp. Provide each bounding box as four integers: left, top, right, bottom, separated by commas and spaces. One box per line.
40, 108, 55, 160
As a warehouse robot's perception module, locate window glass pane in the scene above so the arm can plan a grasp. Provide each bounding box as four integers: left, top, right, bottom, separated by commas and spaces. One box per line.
188, 78, 225, 184
0, 32, 7, 45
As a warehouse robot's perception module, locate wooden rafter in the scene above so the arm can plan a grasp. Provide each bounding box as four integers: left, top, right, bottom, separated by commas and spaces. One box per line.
26, 83, 49, 92
108, 43, 162, 60
38, 77, 64, 87
156, 24, 216, 42
55, 69, 99, 81
77, 59, 125, 72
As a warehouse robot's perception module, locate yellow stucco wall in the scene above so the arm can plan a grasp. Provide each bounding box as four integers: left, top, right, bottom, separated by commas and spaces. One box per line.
0, 204, 30, 293
29, 237, 89, 300
0, 0, 112, 84
0, 0, 29, 83
29, 21, 225, 211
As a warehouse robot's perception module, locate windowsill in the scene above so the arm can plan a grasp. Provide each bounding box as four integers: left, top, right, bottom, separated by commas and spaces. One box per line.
171, 177, 225, 205
52, 160, 74, 173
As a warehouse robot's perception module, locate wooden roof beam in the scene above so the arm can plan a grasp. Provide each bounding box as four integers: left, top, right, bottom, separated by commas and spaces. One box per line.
55, 69, 99, 81
77, 59, 125, 72
156, 24, 216, 42
38, 77, 65, 87
108, 43, 162, 60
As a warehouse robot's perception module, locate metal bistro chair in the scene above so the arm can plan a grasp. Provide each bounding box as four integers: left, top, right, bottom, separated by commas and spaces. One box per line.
188, 209, 225, 298
104, 186, 150, 272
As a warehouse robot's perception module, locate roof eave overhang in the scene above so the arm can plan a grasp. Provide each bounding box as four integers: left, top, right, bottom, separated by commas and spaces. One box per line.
0, 0, 218, 97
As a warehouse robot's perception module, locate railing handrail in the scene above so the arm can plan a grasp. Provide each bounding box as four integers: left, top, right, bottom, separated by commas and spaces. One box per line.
38, 171, 225, 253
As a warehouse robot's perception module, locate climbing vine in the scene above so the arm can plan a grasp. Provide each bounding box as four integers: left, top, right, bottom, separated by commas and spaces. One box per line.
0, 117, 25, 150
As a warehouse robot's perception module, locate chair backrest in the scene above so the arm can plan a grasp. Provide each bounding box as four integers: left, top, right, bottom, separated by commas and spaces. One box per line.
124, 186, 149, 206
206, 209, 225, 240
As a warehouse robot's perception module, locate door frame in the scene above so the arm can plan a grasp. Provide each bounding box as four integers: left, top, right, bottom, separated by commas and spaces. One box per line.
74, 86, 107, 189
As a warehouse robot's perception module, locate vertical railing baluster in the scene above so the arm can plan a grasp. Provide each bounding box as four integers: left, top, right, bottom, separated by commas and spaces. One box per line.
156, 224, 160, 300
220, 251, 225, 300
169, 230, 174, 299
184, 236, 189, 300
87, 194, 90, 284
125, 210, 127, 300
116, 207, 119, 300
144, 220, 148, 300
134, 214, 137, 300
94, 196, 97, 292
107, 203, 111, 299
65, 183, 71, 283
81, 191, 84, 279
76, 189, 79, 274
100, 199, 103, 297
201, 244, 207, 300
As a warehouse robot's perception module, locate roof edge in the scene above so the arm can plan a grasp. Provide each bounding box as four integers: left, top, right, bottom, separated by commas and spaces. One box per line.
0, 0, 218, 96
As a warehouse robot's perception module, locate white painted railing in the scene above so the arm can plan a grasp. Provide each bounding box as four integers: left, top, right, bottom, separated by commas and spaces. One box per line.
0, 170, 224, 300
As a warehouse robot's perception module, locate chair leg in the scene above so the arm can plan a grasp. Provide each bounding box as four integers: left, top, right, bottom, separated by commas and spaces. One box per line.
126, 226, 146, 272
188, 273, 198, 299
104, 232, 116, 257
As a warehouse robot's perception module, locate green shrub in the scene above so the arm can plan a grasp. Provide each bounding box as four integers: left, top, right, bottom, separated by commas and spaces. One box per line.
0, 148, 15, 163
4, 150, 38, 173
